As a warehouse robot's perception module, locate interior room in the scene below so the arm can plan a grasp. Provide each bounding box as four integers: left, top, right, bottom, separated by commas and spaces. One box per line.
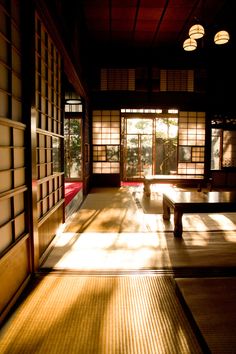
0, 0, 236, 352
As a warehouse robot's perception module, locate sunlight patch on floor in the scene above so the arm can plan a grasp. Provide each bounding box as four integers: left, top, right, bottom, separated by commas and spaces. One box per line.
208, 213, 236, 230
223, 233, 236, 243
42, 232, 171, 270
143, 213, 236, 233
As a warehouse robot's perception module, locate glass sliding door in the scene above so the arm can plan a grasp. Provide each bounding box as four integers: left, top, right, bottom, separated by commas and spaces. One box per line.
211, 128, 236, 170
141, 134, 153, 175
125, 134, 139, 178
64, 117, 82, 179
123, 118, 153, 179
155, 117, 178, 174
122, 110, 206, 180
122, 114, 178, 180
211, 128, 221, 170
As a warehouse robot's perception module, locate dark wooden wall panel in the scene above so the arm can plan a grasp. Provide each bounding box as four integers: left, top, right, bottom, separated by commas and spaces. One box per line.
0, 236, 31, 324
38, 203, 63, 258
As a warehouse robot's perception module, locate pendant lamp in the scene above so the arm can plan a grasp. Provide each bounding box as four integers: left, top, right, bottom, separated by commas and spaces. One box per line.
189, 24, 205, 39
214, 30, 230, 45
183, 38, 197, 51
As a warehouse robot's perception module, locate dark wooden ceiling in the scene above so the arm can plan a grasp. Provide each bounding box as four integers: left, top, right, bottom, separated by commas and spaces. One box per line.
45, 0, 236, 96
47, 0, 235, 64
80, 0, 234, 51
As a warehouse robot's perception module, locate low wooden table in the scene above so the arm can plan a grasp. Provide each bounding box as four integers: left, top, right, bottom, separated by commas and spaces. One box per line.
143, 175, 204, 196
162, 190, 236, 237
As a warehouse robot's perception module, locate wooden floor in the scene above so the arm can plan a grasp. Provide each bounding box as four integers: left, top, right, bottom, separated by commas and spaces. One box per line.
1, 185, 236, 353
176, 277, 236, 353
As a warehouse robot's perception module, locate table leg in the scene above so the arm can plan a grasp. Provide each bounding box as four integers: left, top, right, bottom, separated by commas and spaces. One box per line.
173, 209, 183, 237
144, 181, 151, 196
163, 199, 170, 220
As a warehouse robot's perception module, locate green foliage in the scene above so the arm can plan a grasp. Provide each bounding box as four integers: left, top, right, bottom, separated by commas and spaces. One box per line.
64, 118, 82, 178
125, 117, 178, 177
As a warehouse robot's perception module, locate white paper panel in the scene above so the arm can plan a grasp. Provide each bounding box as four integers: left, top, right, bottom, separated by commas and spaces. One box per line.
0, 199, 11, 226
0, 222, 12, 253
13, 128, 24, 146
14, 148, 24, 168
0, 148, 11, 169
0, 170, 12, 193
0, 125, 11, 145
15, 213, 25, 239
14, 168, 25, 187
14, 193, 24, 216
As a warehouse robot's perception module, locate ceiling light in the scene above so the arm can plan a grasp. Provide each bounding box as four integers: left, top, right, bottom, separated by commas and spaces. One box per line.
183, 38, 197, 51
214, 30, 230, 45
66, 99, 81, 104
189, 24, 205, 39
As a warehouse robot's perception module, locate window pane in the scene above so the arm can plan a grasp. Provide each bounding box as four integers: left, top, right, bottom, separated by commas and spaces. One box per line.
223, 130, 236, 168
53, 137, 62, 172
64, 118, 82, 178
211, 129, 220, 170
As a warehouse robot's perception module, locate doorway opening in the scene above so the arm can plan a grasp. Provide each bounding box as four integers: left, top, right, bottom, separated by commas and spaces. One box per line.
122, 113, 178, 180
64, 92, 84, 216
64, 117, 82, 180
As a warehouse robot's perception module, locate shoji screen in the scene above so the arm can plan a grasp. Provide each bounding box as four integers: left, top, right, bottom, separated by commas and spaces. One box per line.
0, 1, 28, 255
35, 14, 64, 256
101, 69, 135, 91
0, 0, 31, 321
92, 110, 120, 174
160, 70, 194, 92
178, 112, 205, 176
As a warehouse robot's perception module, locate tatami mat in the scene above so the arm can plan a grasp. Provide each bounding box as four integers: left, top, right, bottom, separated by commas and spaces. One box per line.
2, 186, 236, 353
176, 277, 236, 354
0, 275, 203, 354
42, 187, 236, 271
66, 187, 236, 234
